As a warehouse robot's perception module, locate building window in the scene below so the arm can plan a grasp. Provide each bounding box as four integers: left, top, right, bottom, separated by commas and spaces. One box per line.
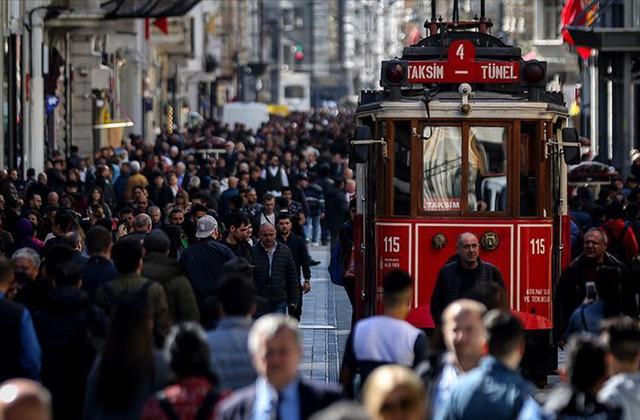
542, 0, 562, 39
294, 8, 304, 28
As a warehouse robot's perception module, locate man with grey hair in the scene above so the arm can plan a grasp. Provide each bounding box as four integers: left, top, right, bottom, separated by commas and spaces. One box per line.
127, 213, 152, 243
555, 227, 636, 344
430, 232, 504, 325
218, 314, 343, 420
12, 248, 41, 281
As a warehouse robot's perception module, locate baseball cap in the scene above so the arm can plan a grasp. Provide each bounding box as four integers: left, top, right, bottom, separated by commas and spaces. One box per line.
195, 215, 218, 239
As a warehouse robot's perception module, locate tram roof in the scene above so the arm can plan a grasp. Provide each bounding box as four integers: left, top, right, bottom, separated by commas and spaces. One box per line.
355, 91, 568, 122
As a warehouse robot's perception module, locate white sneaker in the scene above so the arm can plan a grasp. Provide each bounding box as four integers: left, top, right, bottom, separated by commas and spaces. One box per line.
311, 242, 320, 247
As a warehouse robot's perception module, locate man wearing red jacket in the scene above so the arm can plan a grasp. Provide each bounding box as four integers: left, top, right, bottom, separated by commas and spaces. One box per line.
601, 201, 638, 265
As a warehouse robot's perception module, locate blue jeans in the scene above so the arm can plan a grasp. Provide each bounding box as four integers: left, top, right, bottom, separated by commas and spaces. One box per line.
270, 302, 287, 314
304, 215, 322, 243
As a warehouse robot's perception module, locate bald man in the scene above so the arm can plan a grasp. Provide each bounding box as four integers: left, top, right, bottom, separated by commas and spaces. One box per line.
0, 379, 51, 420
428, 299, 487, 419
430, 232, 504, 325
250, 223, 299, 316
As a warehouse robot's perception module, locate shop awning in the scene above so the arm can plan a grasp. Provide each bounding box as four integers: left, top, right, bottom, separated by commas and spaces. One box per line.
100, 0, 201, 18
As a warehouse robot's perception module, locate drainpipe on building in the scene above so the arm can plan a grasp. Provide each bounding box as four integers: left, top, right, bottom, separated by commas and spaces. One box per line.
29, 6, 46, 173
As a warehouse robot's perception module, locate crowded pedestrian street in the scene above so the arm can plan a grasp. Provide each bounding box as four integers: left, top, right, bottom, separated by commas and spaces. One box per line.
4, 0, 640, 420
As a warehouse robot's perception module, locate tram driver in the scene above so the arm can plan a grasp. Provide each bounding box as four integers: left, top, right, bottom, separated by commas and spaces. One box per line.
430, 232, 505, 325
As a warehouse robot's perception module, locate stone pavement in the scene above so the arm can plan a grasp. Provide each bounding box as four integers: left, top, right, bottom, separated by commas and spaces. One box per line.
298, 245, 352, 383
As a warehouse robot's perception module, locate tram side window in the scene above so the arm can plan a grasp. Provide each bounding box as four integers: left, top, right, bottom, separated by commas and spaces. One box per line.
468, 127, 508, 212
520, 123, 539, 216
393, 121, 411, 215
422, 126, 462, 212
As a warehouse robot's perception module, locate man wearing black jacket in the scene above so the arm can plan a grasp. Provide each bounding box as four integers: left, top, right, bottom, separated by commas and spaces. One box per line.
180, 215, 235, 310
276, 213, 311, 320
430, 232, 505, 325
222, 212, 253, 263
250, 223, 298, 316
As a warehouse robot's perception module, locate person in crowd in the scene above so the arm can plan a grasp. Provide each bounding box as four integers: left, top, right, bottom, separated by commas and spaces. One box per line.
126, 213, 152, 243
440, 310, 532, 420
0, 378, 52, 420
43, 209, 76, 249
564, 266, 625, 338
424, 299, 487, 419
142, 229, 199, 323
141, 323, 221, 420
601, 201, 639, 265
340, 270, 428, 397
117, 207, 135, 237
544, 333, 622, 419
241, 187, 263, 219
87, 187, 112, 220
11, 247, 41, 285
83, 299, 169, 420
81, 226, 118, 300
222, 212, 254, 261
148, 205, 162, 229
179, 215, 235, 311
597, 317, 640, 420
261, 154, 289, 194
276, 212, 312, 320
207, 273, 258, 390
66, 230, 90, 268
95, 237, 171, 346
148, 173, 173, 212
555, 228, 637, 344
362, 365, 426, 420
0, 256, 41, 382
323, 178, 350, 248
253, 192, 278, 229
218, 314, 343, 419
430, 232, 505, 325
218, 176, 239, 218
21, 193, 42, 218
250, 223, 299, 316
125, 161, 148, 201
33, 261, 101, 420
281, 186, 306, 236
300, 173, 325, 246
15, 244, 73, 313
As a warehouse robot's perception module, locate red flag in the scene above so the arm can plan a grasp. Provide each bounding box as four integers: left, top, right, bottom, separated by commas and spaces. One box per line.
560, 0, 592, 60
153, 17, 169, 35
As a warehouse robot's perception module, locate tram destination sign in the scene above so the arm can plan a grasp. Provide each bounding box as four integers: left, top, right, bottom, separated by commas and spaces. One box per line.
407, 40, 520, 84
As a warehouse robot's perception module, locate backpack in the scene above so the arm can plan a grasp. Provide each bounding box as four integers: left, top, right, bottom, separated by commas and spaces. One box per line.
602, 225, 630, 265
156, 388, 219, 420
102, 280, 154, 315
328, 242, 344, 286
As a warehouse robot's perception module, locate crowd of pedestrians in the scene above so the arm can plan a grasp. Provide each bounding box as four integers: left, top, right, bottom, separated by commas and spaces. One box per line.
2, 107, 640, 420
0, 110, 355, 420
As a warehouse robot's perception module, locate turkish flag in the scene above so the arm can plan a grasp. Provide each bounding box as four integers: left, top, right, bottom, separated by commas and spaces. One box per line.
153, 17, 169, 35
561, 0, 592, 60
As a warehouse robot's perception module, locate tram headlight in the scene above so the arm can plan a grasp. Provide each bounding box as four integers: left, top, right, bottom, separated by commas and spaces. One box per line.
521, 61, 546, 87
381, 60, 408, 87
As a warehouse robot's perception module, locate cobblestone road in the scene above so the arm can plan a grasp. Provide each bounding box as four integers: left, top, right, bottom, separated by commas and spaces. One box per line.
298, 245, 352, 383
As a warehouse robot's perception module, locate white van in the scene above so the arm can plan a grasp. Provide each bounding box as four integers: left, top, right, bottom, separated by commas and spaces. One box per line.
222, 102, 270, 132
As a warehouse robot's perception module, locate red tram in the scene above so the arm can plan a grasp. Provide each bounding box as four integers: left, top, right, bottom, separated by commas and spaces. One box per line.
350, 7, 581, 346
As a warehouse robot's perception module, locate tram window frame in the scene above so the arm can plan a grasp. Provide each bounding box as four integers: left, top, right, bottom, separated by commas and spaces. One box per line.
391, 120, 412, 216
417, 120, 514, 217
